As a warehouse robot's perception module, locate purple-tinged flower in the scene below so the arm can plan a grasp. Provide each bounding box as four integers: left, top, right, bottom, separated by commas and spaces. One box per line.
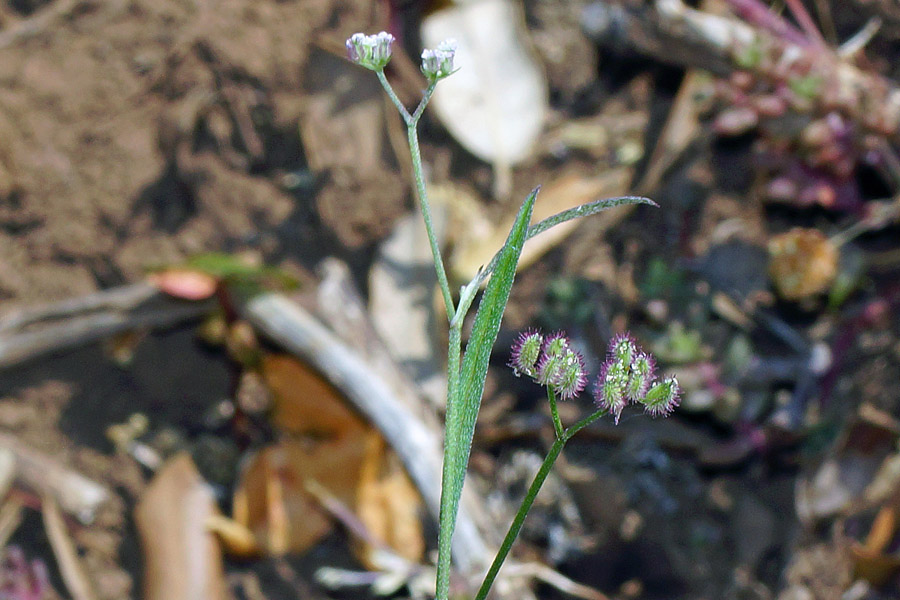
593, 359, 629, 424
346, 31, 395, 71
421, 39, 458, 84
641, 376, 681, 417
509, 329, 543, 378
625, 352, 656, 402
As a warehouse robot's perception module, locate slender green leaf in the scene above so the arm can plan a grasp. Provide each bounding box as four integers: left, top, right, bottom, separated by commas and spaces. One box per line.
435, 187, 538, 598
453, 195, 655, 326
477, 195, 655, 288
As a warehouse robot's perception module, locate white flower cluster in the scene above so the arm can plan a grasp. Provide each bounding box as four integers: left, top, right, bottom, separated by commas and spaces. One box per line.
346, 31, 395, 71
421, 39, 458, 84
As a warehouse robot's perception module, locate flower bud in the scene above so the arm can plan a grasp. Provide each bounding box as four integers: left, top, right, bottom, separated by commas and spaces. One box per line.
346, 31, 395, 71
421, 39, 458, 84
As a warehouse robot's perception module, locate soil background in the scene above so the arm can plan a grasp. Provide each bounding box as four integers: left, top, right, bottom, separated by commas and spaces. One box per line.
2, 0, 900, 599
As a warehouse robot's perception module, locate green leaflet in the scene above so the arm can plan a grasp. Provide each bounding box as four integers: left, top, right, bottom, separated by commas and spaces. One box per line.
435, 187, 538, 598
471, 195, 656, 292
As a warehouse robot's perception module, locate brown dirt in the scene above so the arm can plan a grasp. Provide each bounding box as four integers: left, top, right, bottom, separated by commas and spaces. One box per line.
0, 0, 404, 308
2, 1, 900, 599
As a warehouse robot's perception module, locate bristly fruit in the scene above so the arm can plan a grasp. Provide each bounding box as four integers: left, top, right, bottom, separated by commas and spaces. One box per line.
642, 376, 681, 417
592, 333, 678, 423
509, 329, 543, 378
625, 352, 656, 402
509, 329, 586, 400
595, 358, 629, 423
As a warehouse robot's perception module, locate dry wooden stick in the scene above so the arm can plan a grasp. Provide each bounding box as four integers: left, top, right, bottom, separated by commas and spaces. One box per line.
0, 283, 159, 332
0, 283, 214, 369
242, 292, 491, 576
42, 496, 99, 600
0, 433, 109, 524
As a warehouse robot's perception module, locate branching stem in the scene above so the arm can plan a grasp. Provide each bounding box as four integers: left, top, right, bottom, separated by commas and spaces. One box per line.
473, 408, 607, 600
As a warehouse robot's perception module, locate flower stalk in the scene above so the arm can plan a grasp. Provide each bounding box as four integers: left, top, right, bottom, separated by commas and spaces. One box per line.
346, 32, 671, 600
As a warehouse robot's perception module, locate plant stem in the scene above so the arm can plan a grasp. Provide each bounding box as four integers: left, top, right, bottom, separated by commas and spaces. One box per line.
407, 111, 455, 320
375, 69, 411, 124
412, 83, 436, 123
563, 408, 607, 442
474, 438, 563, 600
375, 72, 455, 321
547, 388, 564, 440
474, 407, 607, 600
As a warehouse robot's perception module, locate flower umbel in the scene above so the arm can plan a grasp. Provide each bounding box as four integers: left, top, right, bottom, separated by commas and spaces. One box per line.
592, 332, 679, 423
346, 31, 395, 71
421, 39, 458, 84
510, 330, 587, 400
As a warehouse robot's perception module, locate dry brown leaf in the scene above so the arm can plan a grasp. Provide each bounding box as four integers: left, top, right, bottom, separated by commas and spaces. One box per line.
135, 453, 232, 600
851, 506, 900, 585
355, 431, 424, 568
768, 228, 839, 300
234, 441, 350, 555
233, 355, 424, 561
262, 354, 368, 437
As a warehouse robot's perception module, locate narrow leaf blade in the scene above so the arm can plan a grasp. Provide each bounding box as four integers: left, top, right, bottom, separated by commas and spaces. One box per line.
436, 186, 538, 593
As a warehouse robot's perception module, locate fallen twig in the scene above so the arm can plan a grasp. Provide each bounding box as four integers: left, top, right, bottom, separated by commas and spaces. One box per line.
42, 495, 99, 600
0, 282, 214, 369
0, 433, 109, 524
0, 283, 158, 333
242, 292, 492, 576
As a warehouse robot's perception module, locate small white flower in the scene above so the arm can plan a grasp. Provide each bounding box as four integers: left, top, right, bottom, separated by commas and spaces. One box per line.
346, 31, 395, 71
421, 38, 458, 83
